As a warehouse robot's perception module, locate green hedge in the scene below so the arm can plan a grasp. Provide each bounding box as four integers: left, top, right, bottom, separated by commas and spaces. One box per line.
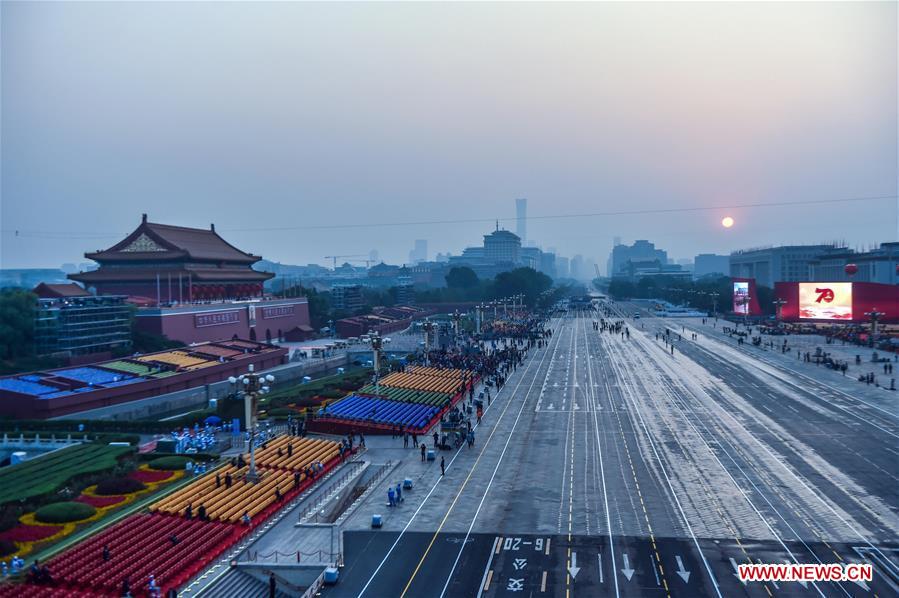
0, 444, 133, 508
0, 412, 215, 435
147, 456, 192, 471
95, 477, 146, 496
0, 431, 141, 445
138, 452, 217, 463
35, 501, 96, 524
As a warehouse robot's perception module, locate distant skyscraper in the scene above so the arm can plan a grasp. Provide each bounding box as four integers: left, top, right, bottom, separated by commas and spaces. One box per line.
408, 239, 428, 265
515, 198, 527, 245
369, 249, 379, 264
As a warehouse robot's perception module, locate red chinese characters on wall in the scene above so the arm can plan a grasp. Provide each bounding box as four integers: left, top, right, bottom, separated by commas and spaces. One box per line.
262, 305, 295, 319
195, 311, 240, 328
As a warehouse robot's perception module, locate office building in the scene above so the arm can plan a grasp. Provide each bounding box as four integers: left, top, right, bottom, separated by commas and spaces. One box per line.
729, 244, 846, 287
408, 240, 428, 265
331, 284, 364, 311
809, 242, 898, 284
609, 240, 667, 277
32, 288, 132, 357
515, 198, 527, 245
693, 254, 730, 279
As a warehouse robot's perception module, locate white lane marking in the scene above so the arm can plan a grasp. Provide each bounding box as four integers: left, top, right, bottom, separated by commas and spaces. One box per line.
443, 319, 566, 598
600, 326, 723, 598
357, 321, 555, 598
581, 313, 621, 598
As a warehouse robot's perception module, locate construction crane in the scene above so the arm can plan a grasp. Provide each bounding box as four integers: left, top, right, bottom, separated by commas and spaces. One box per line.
324, 254, 370, 269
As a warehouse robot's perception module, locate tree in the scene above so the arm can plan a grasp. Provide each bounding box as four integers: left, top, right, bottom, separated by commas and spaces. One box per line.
0, 288, 37, 360
492, 267, 553, 307
445, 267, 479, 290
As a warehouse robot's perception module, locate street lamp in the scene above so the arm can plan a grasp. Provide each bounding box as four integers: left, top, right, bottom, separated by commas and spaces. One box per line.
451, 310, 461, 337
865, 308, 885, 346
422, 320, 435, 365
475, 304, 483, 335
228, 365, 275, 483
365, 330, 389, 394
773, 298, 787, 323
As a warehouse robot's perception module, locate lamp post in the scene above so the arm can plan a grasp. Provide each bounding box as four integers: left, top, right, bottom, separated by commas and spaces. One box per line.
475, 304, 483, 334
865, 308, 884, 346
228, 365, 275, 483
773, 298, 787, 323
366, 330, 388, 394
422, 320, 435, 365
451, 310, 462, 343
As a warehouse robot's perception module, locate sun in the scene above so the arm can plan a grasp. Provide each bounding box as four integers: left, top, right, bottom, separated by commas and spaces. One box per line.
721, 216, 735, 228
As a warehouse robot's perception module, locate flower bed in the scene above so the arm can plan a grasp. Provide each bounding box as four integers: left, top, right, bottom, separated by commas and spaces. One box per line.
0, 465, 184, 557
130, 468, 174, 484
0, 522, 63, 543
76, 494, 127, 509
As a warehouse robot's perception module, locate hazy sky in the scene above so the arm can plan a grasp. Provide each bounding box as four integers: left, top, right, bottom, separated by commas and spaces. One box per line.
2, 1, 896, 270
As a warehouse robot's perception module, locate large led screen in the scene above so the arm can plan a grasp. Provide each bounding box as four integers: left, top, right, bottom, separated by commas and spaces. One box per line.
799, 282, 853, 320
733, 281, 750, 314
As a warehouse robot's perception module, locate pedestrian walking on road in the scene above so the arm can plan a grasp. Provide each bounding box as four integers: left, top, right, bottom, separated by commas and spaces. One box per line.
404, 433, 409, 449
433, 431, 439, 448
440, 456, 445, 476
421, 443, 426, 461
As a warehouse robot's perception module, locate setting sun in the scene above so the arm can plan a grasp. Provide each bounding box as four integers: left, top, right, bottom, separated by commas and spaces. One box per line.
722, 216, 735, 228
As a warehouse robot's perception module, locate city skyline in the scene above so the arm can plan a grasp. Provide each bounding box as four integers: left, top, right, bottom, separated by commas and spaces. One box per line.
2, 1, 896, 269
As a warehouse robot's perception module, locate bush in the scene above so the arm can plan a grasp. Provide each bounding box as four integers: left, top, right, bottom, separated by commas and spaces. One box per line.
0, 506, 22, 533
94, 477, 146, 496
0, 539, 16, 557
147, 456, 192, 471
35, 501, 96, 524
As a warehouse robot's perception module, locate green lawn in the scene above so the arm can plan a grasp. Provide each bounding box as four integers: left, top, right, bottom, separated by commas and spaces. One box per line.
0, 444, 133, 506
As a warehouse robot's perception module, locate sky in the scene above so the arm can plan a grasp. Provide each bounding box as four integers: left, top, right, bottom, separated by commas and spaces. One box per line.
2, 1, 897, 271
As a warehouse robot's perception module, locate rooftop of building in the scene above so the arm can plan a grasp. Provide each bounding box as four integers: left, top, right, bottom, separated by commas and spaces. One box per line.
32, 282, 91, 299
0, 338, 279, 399
83, 214, 262, 264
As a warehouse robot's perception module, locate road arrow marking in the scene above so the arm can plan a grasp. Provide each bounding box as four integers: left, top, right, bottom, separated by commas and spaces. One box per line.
675, 556, 690, 583
730, 558, 745, 585
621, 553, 635, 581
568, 552, 580, 579
598, 553, 603, 583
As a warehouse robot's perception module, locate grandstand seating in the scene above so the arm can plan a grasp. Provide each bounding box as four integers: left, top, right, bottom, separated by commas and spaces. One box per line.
137, 351, 215, 371
0, 378, 57, 396
321, 395, 439, 431
249, 436, 340, 471
378, 372, 466, 395
104, 360, 158, 376
357, 385, 450, 406
55, 367, 138, 386
406, 366, 471, 380
30, 514, 235, 596
150, 437, 340, 523
190, 345, 241, 359
150, 465, 293, 523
